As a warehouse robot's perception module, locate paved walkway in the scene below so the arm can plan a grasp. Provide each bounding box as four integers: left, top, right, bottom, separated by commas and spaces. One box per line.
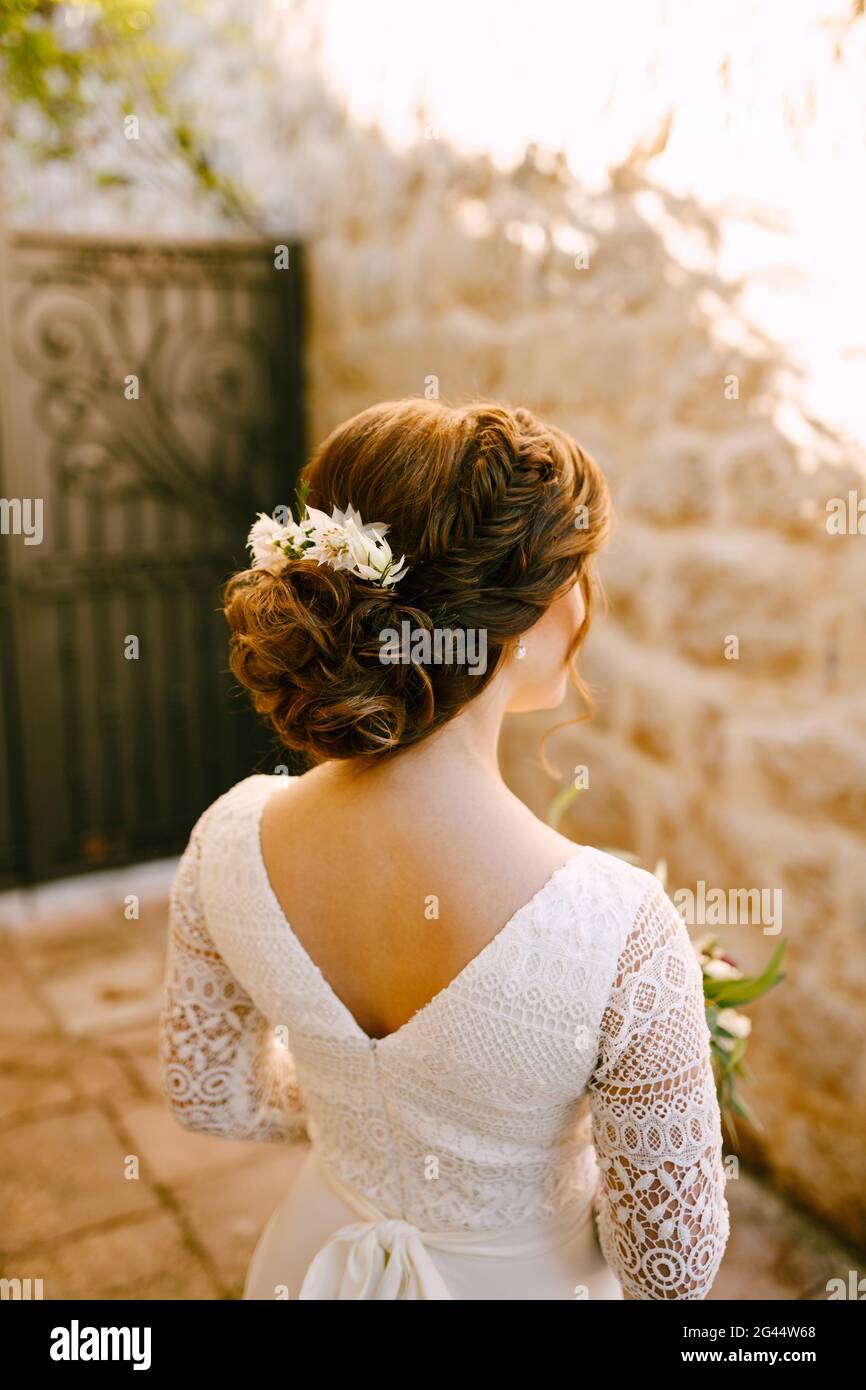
0, 867, 860, 1300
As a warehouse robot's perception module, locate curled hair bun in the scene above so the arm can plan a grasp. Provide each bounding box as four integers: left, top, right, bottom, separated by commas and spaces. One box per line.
224, 560, 440, 761
225, 398, 610, 762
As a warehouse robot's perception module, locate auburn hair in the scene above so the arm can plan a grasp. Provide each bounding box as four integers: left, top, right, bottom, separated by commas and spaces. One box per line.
224, 398, 611, 763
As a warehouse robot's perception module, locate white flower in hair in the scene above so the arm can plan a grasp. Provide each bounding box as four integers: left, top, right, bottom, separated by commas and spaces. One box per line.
304, 504, 408, 587
246, 493, 408, 588
246, 513, 299, 574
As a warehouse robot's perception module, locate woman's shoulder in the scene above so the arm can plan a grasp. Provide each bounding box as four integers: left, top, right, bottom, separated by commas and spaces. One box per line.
522, 797, 663, 910
188, 772, 292, 845
572, 842, 665, 896
554, 840, 672, 943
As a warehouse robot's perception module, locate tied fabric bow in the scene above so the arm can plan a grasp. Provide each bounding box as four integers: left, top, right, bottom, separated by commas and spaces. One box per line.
294, 1152, 596, 1300
298, 1216, 453, 1300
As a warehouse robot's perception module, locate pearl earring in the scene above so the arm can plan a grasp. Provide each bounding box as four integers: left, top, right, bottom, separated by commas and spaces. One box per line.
515, 640, 527, 660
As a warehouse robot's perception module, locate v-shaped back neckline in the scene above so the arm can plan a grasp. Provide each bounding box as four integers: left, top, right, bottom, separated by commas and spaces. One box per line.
250, 774, 586, 1049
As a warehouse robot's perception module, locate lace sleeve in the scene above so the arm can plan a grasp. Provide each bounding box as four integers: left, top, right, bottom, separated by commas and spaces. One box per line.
158, 806, 308, 1144
588, 880, 730, 1299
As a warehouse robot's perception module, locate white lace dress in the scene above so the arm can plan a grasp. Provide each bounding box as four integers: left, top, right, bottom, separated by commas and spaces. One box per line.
158, 774, 730, 1301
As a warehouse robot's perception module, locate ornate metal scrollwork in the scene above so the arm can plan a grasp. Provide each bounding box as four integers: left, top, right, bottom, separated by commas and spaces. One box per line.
11, 247, 290, 517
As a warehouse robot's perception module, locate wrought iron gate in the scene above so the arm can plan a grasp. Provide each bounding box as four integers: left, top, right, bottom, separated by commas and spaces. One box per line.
0, 232, 306, 885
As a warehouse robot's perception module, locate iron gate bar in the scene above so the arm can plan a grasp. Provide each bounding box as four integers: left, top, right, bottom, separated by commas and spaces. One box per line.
0, 231, 307, 884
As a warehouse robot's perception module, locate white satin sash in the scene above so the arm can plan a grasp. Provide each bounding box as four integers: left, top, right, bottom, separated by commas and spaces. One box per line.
298, 1154, 593, 1300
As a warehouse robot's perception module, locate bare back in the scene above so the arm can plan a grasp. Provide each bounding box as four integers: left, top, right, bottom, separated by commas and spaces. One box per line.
259, 761, 581, 1041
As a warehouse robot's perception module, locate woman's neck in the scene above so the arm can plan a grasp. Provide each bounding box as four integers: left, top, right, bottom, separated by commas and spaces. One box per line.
321, 676, 511, 800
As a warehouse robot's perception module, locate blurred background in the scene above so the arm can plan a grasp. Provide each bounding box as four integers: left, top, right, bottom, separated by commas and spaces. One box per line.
0, 0, 864, 1300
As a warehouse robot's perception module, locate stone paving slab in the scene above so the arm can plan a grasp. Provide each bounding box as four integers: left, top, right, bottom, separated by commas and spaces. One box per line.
173, 1146, 309, 1298
0, 1036, 78, 1124
34, 945, 165, 1039
117, 1096, 278, 1189
3, 1210, 219, 1301
0, 1104, 159, 1256
0, 963, 56, 1038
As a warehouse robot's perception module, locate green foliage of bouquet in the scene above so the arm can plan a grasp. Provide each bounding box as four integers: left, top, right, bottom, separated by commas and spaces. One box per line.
699, 933, 786, 1144
548, 783, 787, 1144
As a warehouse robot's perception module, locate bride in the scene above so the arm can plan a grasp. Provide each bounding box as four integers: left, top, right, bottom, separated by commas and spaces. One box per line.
158, 398, 730, 1300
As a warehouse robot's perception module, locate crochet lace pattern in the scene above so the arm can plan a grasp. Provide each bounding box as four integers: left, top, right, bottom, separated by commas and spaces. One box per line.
159, 775, 729, 1299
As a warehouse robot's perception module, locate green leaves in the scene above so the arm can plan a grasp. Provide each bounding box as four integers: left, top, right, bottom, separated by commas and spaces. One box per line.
0, 0, 253, 224
704, 940, 787, 1143
294, 477, 311, 524
546, 782, 582, 831
702, 939, 787, 1007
